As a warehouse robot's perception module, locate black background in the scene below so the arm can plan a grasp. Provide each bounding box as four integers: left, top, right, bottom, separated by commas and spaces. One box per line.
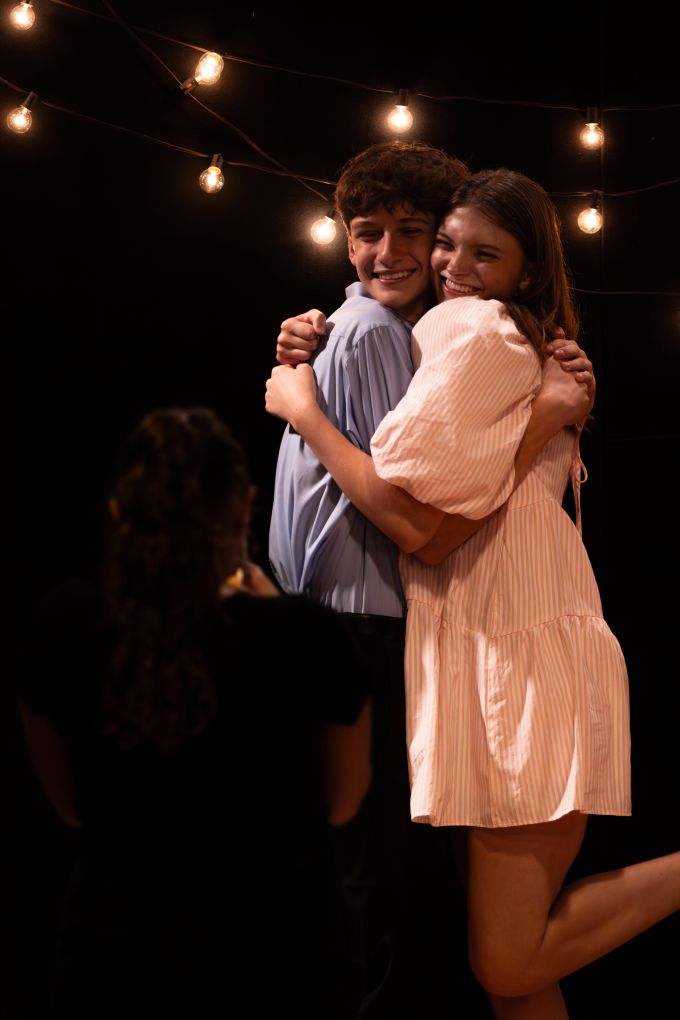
4, 2, 679, 1015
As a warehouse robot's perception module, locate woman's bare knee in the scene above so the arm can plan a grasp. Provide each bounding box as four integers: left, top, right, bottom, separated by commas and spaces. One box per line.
469, 936, 537, 998
466, 814, 588, 997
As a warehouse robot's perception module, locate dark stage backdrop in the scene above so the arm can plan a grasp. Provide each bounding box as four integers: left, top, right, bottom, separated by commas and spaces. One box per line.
4, 3, 679, 1015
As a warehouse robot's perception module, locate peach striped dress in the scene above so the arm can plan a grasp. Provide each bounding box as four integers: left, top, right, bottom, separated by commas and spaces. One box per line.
371, 298, 631, 827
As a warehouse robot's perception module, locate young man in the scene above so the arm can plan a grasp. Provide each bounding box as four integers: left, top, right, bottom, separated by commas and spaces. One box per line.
268, 141, 593, 1017
270, 142, 467, 616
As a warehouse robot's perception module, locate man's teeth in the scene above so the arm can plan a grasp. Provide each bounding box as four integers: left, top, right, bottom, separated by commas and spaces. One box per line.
443, 279, 477, 294
375, 270, 413, 280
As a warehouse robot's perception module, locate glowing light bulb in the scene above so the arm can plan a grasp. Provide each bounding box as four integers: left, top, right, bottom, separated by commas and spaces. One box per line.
387, 105, 413, 132
10, 2, 35, 30
580, 122, 604, 149
387, 89, 413, 133
578, 206, 602, 234
7, 104, 32, 133
6, 92, 37, 134
580, 107, 604, 149
310, 215, 337, 245
199, 155, 224, 193
195, 51, 224, 85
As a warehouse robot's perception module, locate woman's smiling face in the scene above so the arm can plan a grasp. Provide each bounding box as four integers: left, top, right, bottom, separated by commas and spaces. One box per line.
430, 205, 529, 304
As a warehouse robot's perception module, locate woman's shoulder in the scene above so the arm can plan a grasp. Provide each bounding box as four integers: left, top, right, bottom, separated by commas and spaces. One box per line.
19, 577, 109, 718
412, 298, 532, 368
417, 296, 521, 336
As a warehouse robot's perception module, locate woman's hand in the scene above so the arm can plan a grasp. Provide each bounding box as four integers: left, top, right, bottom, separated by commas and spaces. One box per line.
223, 561, 280, 597
265, 364, 318, 429
242, 562, 279, 597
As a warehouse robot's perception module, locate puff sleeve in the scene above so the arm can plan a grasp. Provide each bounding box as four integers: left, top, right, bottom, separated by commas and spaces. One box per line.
370, 298, 541, 518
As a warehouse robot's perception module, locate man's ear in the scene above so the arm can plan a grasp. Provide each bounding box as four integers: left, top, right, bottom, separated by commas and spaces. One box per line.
347, 232, 357, 266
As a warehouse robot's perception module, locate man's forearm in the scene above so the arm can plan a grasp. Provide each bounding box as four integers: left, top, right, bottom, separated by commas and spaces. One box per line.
513, 401, 560, 488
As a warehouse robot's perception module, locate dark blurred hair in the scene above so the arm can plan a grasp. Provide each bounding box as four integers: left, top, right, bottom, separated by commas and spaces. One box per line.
335, 140, 469, 227
446, 169, 579, 355
98, 408, 251, 754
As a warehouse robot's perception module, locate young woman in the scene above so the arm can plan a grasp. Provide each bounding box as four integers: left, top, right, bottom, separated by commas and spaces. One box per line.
19, 408, 371, 1019
266, 170, 680, 1018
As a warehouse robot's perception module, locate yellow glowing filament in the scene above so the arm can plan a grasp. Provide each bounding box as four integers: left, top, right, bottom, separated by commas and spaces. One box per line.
195, 52, 224, 85
10, 2, 35, 29
310, 216, 337, 245
199, 165, 224, 193
578, 207, 603, 234
580, 122, 604, 149
7, 104, 32, 133
387, 104, 413, 133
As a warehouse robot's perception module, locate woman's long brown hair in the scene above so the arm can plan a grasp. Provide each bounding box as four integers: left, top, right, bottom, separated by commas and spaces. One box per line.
445, 169, 579, 357
98, 408, 250, 754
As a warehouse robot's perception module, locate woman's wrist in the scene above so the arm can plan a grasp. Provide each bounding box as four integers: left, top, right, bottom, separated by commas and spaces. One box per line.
291, 399, 321, 437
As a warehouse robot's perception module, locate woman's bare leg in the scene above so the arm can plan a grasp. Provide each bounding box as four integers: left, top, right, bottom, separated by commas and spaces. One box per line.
488, 984, 568, 1020
449, 827, 569, 1019
467, 811, 680, 998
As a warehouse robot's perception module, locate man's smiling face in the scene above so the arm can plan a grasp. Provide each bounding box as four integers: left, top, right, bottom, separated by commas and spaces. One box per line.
347, 205, 436, 324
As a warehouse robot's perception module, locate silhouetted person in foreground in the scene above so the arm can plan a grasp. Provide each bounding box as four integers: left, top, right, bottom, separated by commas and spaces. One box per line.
19, 407, 370, 1018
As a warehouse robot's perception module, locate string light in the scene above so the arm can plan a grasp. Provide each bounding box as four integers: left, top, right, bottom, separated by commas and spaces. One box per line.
387, 90, 413, 133
578, 192, 603, 234
10, 2, 35, 30
6, 90, 37, 133
12, 4, 677, 114
199, 153, 224, 193
580, 106, 604, 149
182, 50, 224, 92
195, 51, 223, 85
310, 209, 337, 245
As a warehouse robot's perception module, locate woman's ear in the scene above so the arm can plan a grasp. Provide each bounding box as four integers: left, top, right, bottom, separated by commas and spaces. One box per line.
518, 268, 532, 291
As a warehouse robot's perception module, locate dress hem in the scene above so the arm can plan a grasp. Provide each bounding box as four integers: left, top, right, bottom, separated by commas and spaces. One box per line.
412, 805, 633, 829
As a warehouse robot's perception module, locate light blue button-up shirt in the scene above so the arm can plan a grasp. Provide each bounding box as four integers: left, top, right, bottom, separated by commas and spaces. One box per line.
269, 283, 415, 618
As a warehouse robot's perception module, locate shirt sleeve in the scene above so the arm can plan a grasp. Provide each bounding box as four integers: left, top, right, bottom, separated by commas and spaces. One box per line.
370, 298, 541, 518
342, 323, 414, 452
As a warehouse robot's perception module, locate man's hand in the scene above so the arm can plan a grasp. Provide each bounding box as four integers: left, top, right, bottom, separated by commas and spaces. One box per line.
276, 309, 328, 365
545, 336, 596, 412
535, 355, 591, 435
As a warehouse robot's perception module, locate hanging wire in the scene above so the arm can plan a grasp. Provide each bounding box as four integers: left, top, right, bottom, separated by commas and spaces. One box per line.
0, 74, 336, 186
46, 2, 680, 111
5, 3, 676, 290
99, 1, 330, 202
